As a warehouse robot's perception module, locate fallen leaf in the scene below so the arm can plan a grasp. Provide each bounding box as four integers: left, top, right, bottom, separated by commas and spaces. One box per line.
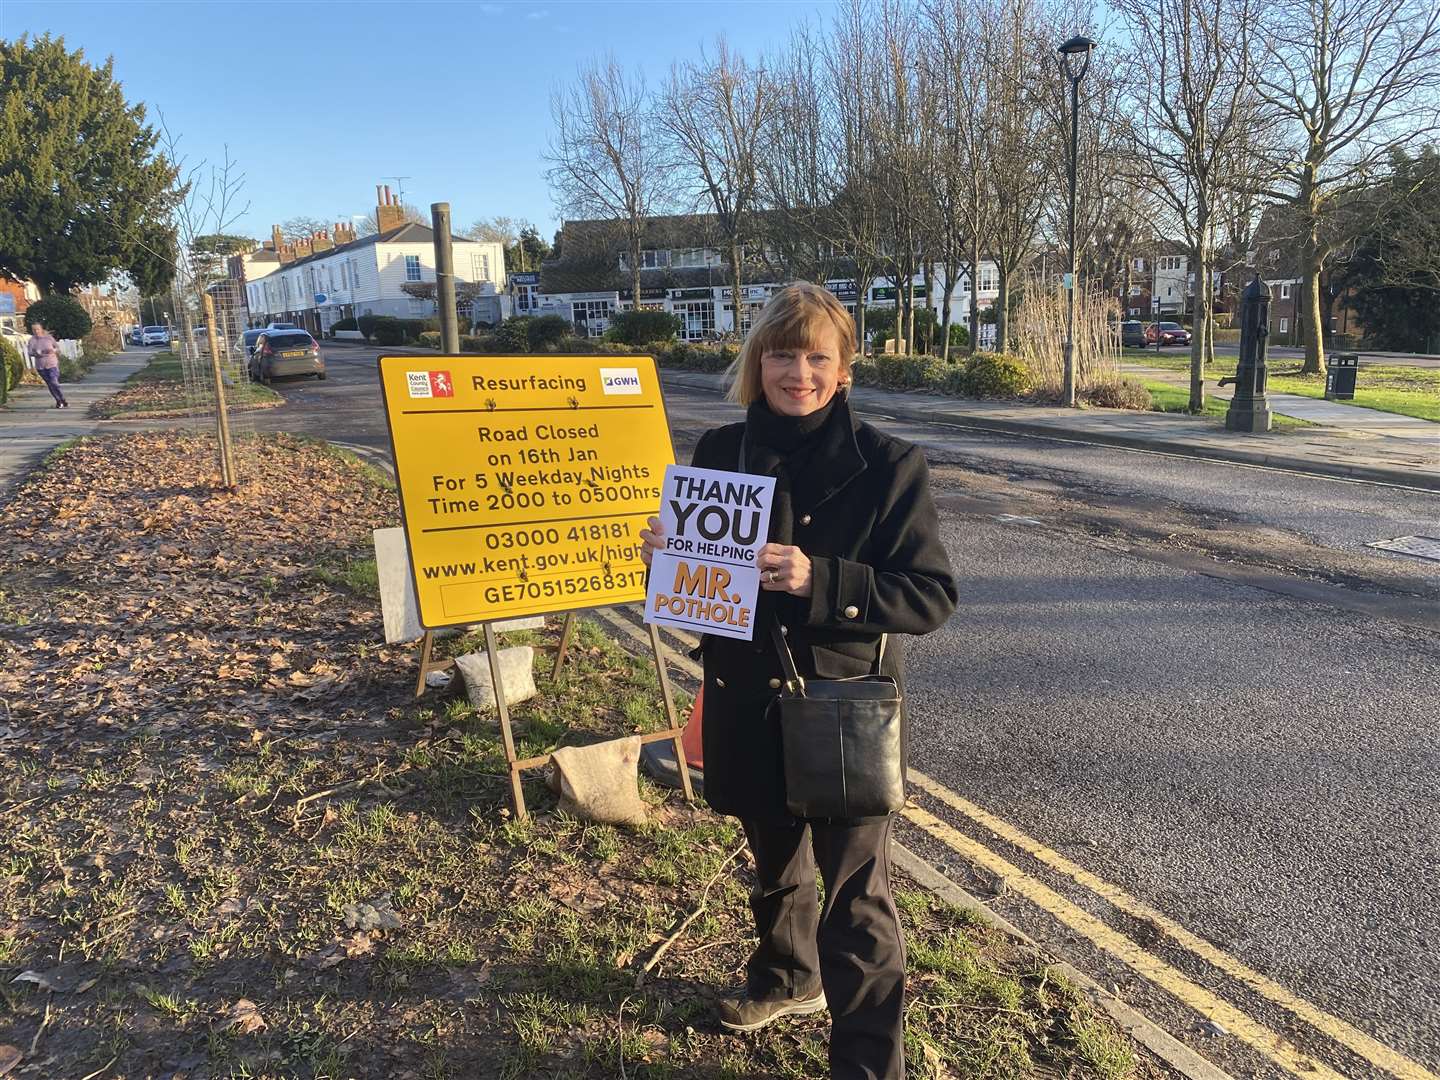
216, 998, 266, 1035
0, 1044, 22, 1077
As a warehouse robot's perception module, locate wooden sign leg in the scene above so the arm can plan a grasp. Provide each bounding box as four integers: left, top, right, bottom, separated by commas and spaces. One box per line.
552, 611, 577, 682
648, 622, 695, 803
485, 621, 527, 820
414, 629, 436, 699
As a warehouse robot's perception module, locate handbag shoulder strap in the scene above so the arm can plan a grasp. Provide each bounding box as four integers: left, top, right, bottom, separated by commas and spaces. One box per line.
770, 623, 805, 695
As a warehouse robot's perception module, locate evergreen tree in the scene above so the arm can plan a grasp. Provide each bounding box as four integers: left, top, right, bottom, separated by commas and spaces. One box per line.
0, 35, 179, 294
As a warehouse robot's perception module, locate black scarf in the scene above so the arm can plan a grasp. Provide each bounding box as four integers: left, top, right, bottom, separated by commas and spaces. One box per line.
742, 393, 852, 627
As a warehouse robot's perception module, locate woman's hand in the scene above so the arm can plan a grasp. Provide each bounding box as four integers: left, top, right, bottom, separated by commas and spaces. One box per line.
638, 516, 663, 568
758, 543, 813, 597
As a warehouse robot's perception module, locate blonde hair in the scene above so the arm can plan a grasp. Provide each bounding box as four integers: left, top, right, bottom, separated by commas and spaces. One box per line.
726, 282, 857, 405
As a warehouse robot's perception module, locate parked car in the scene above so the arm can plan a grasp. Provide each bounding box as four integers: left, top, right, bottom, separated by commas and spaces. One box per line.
235, 328, 267, 357
249, 330, 325, 382
1121, 320, 1147, 348
1145, 321, 1191, 346
129, 326, 144, 345
141, 325, 170, 346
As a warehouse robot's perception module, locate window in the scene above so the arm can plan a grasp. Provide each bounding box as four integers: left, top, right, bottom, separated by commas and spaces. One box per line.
348, 259, 361, 290
673, 300, 715, 341
405, 254, 422, 282
1132, 257, 1146, 272
1280, 283, 1290, 299
572, 298, 615, 337
470, 253, 491, 282
672, 248, 708, 268
1279, 317, 1289, 333
1129, 284, 1142, 296
514, 284, 536, 312
978, 266, 998, 291
408, 298, 429, 316
1158, 255, 1184, 272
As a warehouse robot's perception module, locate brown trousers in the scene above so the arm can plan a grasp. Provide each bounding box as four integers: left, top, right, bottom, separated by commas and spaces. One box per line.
741, 815, 906, 1080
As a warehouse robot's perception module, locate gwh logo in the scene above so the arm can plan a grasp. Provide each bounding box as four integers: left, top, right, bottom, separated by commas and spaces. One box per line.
407, 371, 454, 398
600, 367, 642, 395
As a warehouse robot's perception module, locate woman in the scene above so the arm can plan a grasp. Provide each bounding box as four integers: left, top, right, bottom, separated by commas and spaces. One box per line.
26, 321, 68, 409
641, 283, 956, 1079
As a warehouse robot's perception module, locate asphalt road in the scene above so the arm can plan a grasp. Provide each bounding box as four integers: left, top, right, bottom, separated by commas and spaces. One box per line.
261, 342, 1440, 1077
1129, 342, 1440, 369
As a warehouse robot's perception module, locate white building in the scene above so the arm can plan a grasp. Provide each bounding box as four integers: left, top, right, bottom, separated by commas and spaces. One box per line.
241, 187, 507, 335
533, 215, 1000, 344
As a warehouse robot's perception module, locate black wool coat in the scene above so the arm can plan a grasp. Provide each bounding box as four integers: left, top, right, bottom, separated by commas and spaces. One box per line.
691, 399, 958, 820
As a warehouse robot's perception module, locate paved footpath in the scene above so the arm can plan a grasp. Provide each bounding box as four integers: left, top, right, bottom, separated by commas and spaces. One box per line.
0, 351, 149, 496
663, 370, 1439, 489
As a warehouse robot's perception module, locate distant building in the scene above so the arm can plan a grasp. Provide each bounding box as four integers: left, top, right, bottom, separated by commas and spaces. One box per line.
533, 214, 999, 343
0, 275, 38, 322
238, 186, 507, 335
1245, 205, 1364, 347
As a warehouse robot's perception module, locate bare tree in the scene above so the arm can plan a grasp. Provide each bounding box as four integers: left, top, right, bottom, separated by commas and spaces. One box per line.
822, 0, 887, 352
280, 216, 329, 243
547, 55, 673, 312
1114, 0, 1264, 408
463, 216, 524, 247
756, 21, 845, 285
979, 0, 1054, 353
1256, 0, 1440, 373
659, 39, 775, 336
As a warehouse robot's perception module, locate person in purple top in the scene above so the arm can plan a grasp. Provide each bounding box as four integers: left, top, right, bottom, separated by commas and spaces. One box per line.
26, 321, 68, 409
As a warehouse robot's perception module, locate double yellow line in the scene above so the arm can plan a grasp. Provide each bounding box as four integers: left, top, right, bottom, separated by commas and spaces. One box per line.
904, 770, 1436, 1080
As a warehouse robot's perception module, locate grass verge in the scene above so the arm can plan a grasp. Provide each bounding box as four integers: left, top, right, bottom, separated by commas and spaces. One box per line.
1141, 380, 1312, 431
0, 431, 1157, 1079
1129, 356, 1439, 422
88, 349, 284, 420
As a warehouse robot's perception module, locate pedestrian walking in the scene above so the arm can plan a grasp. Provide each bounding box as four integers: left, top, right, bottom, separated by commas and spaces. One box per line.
26, 321, 68, 409
641, 283, 957, 1080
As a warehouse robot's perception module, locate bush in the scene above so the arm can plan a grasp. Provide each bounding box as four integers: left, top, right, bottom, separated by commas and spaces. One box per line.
1084, 379, 1152, 410
83, 325, 122, 360
606, 309, 683, 345
357, 314, 381, 342
397, 318, 427, 342
24, 296, 92, 341
956, 351, 1031, 398
331, 317, 358, 332
0, 336, 22, 404
949, 323, 970, 349
418, 331, 441, 349
461, 334, 499, 352
371, 316, 406, 346
495, 317, 532, 352
528, 314, 574, 352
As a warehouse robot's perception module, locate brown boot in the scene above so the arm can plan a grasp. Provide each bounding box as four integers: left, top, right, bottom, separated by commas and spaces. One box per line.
717, 988, 827, 1033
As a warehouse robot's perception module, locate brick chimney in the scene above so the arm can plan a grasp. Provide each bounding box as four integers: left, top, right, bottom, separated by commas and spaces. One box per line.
271, 225, 284, 254
311, 228, 334, 254
375, 183, 406, 233
294, 235, 313, 259
333, 221, 356, 245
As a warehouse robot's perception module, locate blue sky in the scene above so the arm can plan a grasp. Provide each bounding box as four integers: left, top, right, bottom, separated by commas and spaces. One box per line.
3, 0, 830, 242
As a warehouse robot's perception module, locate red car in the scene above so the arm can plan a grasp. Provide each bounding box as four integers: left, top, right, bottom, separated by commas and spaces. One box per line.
1145, 321, 1192, 346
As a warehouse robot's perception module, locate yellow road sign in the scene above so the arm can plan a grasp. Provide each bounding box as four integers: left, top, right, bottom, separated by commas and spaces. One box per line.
378, 354, 675, 628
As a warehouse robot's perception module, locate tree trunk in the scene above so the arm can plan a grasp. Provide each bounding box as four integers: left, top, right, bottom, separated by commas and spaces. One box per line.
1188, 246, 1207, 412
921, 261, 933, 354
996, 267, 1009, 354
940, 263, 956, 362
1299, 236, 1327, 375
730, 239, 743, 338
632, 230, 643, 318
968, 236, 981, 355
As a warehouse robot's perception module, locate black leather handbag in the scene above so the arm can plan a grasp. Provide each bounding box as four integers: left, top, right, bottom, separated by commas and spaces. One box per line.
768, 623, 906, 819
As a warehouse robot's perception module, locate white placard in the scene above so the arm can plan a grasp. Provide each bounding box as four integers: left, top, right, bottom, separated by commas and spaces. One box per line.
645, 465, 775, 641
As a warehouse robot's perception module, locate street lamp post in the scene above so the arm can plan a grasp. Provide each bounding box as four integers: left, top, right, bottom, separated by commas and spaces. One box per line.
1058, 34, 1097, 408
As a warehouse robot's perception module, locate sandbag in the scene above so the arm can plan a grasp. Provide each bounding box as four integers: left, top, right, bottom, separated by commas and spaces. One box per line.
454, 646, 537, 711
548, 736, 647, 826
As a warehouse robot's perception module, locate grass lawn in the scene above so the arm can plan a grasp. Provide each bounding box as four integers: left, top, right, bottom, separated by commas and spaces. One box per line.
1141, 380, 1312, 431
89, 349, 284, 419
1126, 355, 1439, 422
0, 430, 1157, 1080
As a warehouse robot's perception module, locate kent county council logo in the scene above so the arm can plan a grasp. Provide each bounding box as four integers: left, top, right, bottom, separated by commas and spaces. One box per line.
406, 371, 454, 398
600, 367, 642, 395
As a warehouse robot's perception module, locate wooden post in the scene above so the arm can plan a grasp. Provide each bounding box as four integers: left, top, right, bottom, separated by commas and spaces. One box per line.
484, 622, 528, 819
202, 293, 236, 489
552, 611, 577, 681
431, 203, 460, 354
649, 622, 694, 802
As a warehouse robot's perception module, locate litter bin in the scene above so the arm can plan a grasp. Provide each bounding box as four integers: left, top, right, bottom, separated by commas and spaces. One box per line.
1326, 352, 1358, 400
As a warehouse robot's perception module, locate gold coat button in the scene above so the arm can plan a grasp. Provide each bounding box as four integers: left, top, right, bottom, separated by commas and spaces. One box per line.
768, 678, 781, 689
800, 514, 812, 525
715, 678, 726, 688
843, 605, 860, 619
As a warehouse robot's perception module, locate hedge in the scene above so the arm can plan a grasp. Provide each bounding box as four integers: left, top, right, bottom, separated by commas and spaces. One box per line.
606, 309, 683, 345
0, 336, 22, 404
23, 296, 92, 341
